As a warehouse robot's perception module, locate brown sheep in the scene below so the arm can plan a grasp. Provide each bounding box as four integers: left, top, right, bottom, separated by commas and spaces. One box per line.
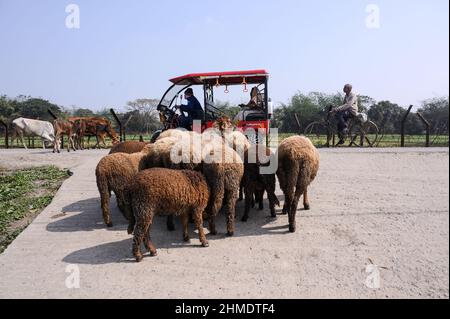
130, 168, 210, 262
95, 145, 152, 232
140, 135, 244, 236
109, 141, 148, 154
202, 142, 244, 236
241, 145, 280, 222
276, 136, 319, 233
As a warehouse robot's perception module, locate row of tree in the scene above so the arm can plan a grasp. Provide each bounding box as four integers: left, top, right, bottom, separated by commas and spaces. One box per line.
1, 93, 448, 136
264, 93, 448, 135
0, 95, 161, 135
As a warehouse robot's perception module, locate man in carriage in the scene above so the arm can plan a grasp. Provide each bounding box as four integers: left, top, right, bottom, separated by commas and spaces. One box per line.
176, 88, 204, 130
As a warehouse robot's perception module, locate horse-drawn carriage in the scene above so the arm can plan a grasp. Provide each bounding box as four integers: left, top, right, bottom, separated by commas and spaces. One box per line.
152, 70, 272, 144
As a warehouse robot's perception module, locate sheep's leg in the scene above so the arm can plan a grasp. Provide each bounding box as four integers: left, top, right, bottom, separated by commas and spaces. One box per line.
283, 187, 293, 216
193, 208, 209, 247
256, 189, 264, 210
207, 189, 224, 236
41, 138, 46, 149
303, 187, 310, 210
267, 190, 280, 218
251, 193, 256, 208
181, 213, 190, 243
208, 216, 217, 236
132, 219, 146, 262
242, 185, 254, 222
288, 190, 301, 233
143, 218, 157, 257
96, 173, 112, 227
127, 213, 135, 235
166, 216, 175, 231
101, 193, 112, 227
238, 182, 244, 201
223, 189, 238, 237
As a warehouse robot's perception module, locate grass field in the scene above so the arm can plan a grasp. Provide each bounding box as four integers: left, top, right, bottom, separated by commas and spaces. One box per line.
0, 166, 69, 253
0, 132, 448, 149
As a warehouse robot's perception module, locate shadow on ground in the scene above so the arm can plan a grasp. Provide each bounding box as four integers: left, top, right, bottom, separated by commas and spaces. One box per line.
58, 196, 308, 265
47, 197, 128, 232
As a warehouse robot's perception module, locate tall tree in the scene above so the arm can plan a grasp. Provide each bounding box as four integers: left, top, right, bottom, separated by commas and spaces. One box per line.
418, 97, 449, 134
125, 99, 160, 134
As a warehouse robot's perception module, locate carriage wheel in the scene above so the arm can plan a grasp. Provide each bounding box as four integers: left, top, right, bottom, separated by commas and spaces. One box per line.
304, 122, 333, 147
349, 121, 379, 147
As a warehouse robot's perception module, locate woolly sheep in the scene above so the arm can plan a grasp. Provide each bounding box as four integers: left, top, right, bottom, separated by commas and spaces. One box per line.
241, 145, 280, 222
130, 168, 210, 262
109, 141, 148, 154
276, 135, 319, 233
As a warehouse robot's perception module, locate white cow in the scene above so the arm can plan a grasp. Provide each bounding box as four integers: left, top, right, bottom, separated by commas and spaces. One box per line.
12, 117, 55, 149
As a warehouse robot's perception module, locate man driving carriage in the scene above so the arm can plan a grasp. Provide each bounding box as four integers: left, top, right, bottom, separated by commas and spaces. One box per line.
175, 88, 205, 130
330, 84, 359, 145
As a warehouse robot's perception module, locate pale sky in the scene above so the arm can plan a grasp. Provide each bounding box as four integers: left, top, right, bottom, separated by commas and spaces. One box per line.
0, 0, 448, 111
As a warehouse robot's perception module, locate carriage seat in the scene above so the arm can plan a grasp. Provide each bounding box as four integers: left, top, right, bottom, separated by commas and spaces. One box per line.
234, 109, 266, 122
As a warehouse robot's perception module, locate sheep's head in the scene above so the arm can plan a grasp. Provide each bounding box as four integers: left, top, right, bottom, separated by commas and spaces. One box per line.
213, 116, 233, 133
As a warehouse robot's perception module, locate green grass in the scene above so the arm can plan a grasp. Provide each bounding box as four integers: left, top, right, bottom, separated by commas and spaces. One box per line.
0, 166, 69, 253
270, 133, 449, 148
0, 133, 448, 149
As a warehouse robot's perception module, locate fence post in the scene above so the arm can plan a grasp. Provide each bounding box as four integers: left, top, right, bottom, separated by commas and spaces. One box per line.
139, 135, 144, 142
294, 113, 301, 132
123, 115, 134, 142
0, 120, 8, 149
326, 105, 333, 147
416, 112, 431, 147
47, 109, 58, 120
110, 109, 123, 142
401, 105, 413, 147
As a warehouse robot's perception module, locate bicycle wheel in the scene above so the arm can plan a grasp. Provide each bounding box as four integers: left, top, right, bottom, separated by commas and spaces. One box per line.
304, 122, 333, 148
349, 121, 379, 147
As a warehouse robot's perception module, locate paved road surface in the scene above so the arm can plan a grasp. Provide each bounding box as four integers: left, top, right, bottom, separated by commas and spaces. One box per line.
0, 148, 448, 298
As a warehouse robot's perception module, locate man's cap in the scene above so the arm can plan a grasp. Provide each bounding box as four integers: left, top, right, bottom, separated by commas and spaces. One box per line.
185, 88, 193, 95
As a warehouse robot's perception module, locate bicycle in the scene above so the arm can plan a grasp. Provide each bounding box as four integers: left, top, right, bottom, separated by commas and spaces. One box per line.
304, 106, 379, 147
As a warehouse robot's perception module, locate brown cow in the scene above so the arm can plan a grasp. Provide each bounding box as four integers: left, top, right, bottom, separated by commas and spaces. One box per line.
68, 117, 119, 149
53, 119, 76, 153
71, 119, 86, 150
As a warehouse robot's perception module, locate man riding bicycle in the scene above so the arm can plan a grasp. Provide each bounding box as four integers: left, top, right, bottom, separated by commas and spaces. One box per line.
330, 84, 358, 145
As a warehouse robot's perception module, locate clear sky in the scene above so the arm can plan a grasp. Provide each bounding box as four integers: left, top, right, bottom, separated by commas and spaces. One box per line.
0, 0, 448, 111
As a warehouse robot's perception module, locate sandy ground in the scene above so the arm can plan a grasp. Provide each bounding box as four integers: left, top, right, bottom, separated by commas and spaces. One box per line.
0, 147, 448, 299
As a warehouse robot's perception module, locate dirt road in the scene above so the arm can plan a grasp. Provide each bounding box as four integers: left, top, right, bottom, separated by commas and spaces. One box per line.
0, 148, 448, 298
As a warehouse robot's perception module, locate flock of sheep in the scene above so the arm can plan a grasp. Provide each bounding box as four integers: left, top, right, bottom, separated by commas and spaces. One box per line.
95, 128, 320, 262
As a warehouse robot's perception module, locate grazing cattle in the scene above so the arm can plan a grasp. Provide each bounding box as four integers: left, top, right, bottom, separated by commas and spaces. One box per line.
68, 117, 120, 149
53, 119, 76, 153
11, 117, 55, 149
71, 119, 86, 150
